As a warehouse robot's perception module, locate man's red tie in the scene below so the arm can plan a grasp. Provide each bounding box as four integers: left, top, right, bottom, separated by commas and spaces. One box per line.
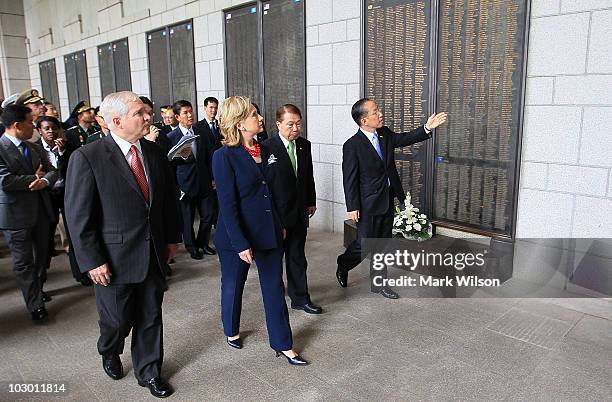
129, 145, 149, 202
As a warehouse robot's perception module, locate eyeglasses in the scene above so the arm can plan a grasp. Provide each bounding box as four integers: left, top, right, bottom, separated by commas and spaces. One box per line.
285, 122, 302, 130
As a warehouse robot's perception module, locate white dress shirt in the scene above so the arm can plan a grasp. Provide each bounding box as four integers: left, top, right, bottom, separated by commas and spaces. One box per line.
41, 140, 65, 188
110, 132, 149, 182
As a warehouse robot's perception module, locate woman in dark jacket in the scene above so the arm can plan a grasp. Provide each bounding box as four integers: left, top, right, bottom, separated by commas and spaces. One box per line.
212, 96, 307, 365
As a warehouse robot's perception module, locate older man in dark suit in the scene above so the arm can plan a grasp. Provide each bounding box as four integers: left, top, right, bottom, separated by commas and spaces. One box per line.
0, 104, 58, 322
261, 104, 321, 314
65, 91, 182, 398
336, 98, 447, 299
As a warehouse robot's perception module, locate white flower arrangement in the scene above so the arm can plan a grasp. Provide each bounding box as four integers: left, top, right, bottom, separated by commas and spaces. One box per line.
392, 194, 432, 241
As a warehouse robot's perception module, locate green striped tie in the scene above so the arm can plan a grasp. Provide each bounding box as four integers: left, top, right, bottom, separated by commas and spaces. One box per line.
287, 140, 297, 175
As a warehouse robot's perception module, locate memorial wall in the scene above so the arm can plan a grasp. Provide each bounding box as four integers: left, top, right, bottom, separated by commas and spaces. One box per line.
365, 0, 528, 237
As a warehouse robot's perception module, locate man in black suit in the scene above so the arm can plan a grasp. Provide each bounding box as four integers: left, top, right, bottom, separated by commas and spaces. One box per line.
336, 98, 447, 299
193, 96, 221, 229
65, 91, 181, 398
0, 105, 58, 321
193, 96, 221, 151
167, 100, 216, 259
261, 104, 321, 314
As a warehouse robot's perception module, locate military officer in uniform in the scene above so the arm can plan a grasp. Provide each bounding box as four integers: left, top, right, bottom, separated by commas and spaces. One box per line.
65, 101, 96, 148
15, 89, 47, 142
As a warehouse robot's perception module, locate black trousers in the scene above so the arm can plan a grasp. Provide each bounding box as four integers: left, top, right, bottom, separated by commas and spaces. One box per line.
44, 190, 62, 271
337, 197, 394, 292
283, 223, 310, 306
181, 194, 214, 252
48, 189, 85, 282
94, 263, 167, 381
3, 211, 50, 312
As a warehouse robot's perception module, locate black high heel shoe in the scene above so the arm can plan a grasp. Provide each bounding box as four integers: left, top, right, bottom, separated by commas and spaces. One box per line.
227, 337, 242, 349
275, 351, 309, 365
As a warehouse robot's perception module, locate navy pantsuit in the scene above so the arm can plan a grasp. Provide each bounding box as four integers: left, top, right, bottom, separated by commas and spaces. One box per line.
218, 248, 292, 350
212, 145, 292, 351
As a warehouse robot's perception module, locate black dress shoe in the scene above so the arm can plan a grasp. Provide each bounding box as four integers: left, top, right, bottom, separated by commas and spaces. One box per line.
275, 351, 309, 365
138, 377, 174, 398
201, 246, 216, 255
42, 291, 52, 302
189, 251, 204, 260
31, 306, 48, 322
102, 355, 123, 380
378, 286, 399, 299
291, 302, 323, 314
336, 268, 348, 288
226, 337, 242, 349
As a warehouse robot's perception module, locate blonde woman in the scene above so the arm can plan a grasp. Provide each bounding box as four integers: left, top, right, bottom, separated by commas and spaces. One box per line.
212, 96, 307, 365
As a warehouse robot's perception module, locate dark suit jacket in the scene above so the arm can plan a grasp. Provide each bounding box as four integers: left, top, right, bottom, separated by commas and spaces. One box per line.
193, 118, 222, 151
65, 125, 96, 148
167, 125, 214, 198
261, 135, 316, 229
85, 130, 108, 145
255, 130, 268, 143
342, 125, 430, 216
153, 123, 172, 154
64, 134, 182, 283
0, 135, 58, 229
212, 145, 282, 253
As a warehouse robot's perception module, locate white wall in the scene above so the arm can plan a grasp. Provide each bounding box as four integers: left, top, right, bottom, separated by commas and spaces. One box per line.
516, 0, 612, 237
0, 0, 30, 97
304, 0, 361, 233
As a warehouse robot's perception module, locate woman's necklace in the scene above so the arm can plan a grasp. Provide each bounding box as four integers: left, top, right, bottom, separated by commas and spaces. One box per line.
242, 142, 261, 157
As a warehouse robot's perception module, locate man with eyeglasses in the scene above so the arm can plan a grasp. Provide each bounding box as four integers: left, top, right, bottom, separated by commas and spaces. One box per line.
336, 98, 447, 299
261, 104, 321, 314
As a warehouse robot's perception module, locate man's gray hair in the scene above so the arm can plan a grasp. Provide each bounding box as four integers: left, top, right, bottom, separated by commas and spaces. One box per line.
100, 91, 140, 130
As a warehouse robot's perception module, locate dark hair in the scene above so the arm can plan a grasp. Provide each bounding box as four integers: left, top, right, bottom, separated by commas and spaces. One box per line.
36, 115, 61, 129
275, 104, 302, 122
139, 96, 154, 109
351, 98, 372, 126
172, 100, 192, 115
204, 97, 218, 107
1, 104, 31, 128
